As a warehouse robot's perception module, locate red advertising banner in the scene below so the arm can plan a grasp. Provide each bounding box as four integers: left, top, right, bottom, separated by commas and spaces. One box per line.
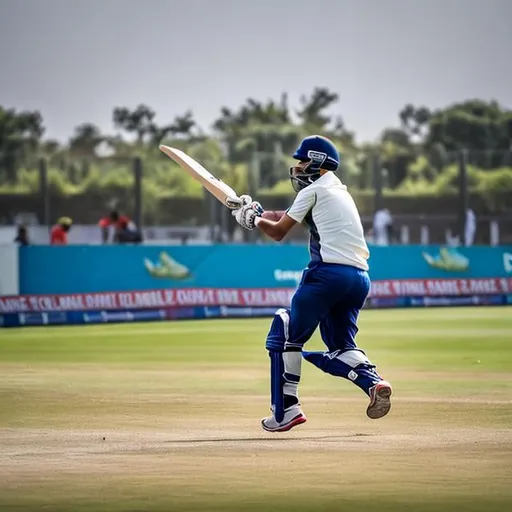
0, 288, 295, 313
369, 277, 512, 298
0, 278, 511, 314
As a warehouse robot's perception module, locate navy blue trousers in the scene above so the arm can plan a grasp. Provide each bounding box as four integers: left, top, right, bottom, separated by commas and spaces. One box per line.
264, 262, 378, 420
289, 262, 370, 351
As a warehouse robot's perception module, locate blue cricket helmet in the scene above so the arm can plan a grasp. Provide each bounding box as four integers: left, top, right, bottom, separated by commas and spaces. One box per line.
290, 135, 340, 192
293, 135, 340, 171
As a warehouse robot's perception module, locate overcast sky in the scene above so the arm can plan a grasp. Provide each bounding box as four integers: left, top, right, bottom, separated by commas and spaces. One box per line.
1, 0, 511, 144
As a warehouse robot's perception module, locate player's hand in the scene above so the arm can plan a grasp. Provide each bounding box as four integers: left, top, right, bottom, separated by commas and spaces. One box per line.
250, 200, 264, 217
232, 201, 264, 230
238, 195, 263, 215
238, 195, 264, 214
239, 194, 252, 206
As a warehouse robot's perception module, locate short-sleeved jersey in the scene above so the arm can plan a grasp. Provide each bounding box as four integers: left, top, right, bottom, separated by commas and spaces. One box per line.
50, 225, 68, 245
286, 172, 370, 270
98, 215, 130, 230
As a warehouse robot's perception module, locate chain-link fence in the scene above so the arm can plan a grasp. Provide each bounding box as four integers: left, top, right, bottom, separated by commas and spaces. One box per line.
1, 148, 511, 245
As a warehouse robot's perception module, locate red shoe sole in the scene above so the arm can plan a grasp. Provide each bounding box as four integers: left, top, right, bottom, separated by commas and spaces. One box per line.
367, 382, 392, 419
261, 414, 307, 433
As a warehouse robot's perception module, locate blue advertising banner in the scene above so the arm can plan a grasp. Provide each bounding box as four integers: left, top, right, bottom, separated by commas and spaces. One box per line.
18, 244, 512, 295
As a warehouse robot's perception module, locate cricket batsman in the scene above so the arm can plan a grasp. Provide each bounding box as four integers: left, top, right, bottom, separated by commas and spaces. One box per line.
232, 135, 392, 432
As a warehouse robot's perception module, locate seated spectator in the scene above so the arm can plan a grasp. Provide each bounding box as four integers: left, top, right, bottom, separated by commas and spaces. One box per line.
14, 225, 29, 246
98, 210, 142, 244
50, 217, 73, 245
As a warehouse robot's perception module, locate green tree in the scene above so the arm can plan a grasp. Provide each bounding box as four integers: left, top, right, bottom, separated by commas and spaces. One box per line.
425, 100, 512, 168
0, 106, 44, 182
330, 116, 356, 150
113, 104, 156, 144
377, 128, 415, 188
213, 95, 300, 187
169, 110, 197, 138
297, 87, 339, 130
213, 95, 290, 143
151, 110, 199, 144
41, 139, 61, 155
399, 104, 431, 138
69, 123, 103, 157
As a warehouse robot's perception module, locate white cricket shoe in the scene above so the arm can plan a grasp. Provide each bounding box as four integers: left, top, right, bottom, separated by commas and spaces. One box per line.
366, 380, 393, 419
261, 406, 307, 433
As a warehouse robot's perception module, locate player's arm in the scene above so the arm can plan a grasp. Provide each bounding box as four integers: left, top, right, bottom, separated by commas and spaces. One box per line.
256, 189, 315, 242
255, 213, 296, 242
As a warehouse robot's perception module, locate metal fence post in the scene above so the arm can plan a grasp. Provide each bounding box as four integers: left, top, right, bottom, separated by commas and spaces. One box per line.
220, 201, 229, 243
133, 157, 143, 230
207, 192, 217, 242
39, 158, 50, 230
373, 152, 383, 212
458, 149, 469, 244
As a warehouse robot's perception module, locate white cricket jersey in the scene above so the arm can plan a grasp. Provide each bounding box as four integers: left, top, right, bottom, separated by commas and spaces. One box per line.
286, 172, 370, 270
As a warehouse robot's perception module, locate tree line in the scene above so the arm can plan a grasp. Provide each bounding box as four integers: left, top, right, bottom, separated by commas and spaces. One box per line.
1, 88, 512, 201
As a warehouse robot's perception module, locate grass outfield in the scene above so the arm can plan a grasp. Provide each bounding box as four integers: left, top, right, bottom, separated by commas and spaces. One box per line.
0, 307, 511, 512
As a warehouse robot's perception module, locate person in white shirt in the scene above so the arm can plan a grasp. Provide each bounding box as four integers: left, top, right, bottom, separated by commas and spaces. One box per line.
373, 208, 393, 245
464, 208, 476, 246
232, 135, 392, 432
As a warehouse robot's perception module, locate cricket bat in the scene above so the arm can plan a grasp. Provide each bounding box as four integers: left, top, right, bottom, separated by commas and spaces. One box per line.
159, 145, 243, 209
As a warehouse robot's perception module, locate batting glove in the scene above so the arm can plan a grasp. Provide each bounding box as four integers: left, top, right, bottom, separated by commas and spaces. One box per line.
238, 195, 264, 215
239, 194, 253, 206
232, 201, 264, 231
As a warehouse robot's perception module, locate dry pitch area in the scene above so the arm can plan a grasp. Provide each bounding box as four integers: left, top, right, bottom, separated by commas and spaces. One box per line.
0, 307, 511, 512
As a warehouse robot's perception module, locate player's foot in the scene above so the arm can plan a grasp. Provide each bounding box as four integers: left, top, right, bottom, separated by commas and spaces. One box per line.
261, 406, 307, 432
366, 380, 392, 419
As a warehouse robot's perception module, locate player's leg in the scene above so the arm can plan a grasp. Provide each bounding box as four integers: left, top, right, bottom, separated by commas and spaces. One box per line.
303, 304, 392, 418
261, 307, 307, 432
302, 304, 385, 394
302, 269, 392, 419
262, 276, 332, 432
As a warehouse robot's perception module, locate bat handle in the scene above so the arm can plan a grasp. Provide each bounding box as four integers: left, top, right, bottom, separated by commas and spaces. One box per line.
226, 197, 243, 209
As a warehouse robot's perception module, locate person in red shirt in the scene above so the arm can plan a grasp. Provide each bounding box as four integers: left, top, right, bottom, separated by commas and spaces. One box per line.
50, 217, 73, 245
98, 211, 142, 244
99, 210, 129, 243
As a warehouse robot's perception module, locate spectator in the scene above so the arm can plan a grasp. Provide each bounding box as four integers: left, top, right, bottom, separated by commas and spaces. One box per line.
50, 217, 73, 245
14, 225, 29, 246
464, 208, 476, 246
373, 208, 393, 245
98, 210, 142, 244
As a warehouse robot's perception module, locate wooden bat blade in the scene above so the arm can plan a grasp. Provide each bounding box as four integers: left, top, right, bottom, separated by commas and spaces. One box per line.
159, 145, 242, 209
